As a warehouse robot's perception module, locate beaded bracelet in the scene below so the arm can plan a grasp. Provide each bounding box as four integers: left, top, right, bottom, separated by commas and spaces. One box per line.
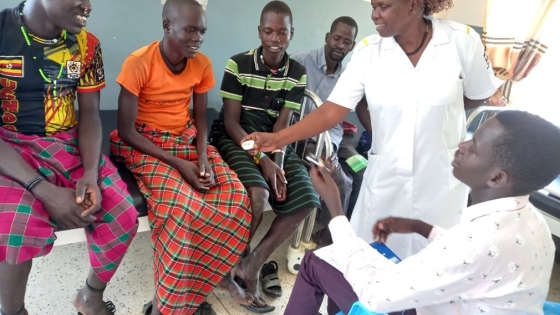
24, 176, 46, 191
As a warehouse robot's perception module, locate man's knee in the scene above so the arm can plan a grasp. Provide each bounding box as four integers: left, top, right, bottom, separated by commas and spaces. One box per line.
285, 207, 314, 229
300, 249, 319, 278
247, 187, 269, 215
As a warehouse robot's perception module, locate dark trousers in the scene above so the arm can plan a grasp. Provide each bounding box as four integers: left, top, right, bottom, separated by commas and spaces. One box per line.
284, 251, 415, 315
337, 138, 365, 218
284, 251, 358, 315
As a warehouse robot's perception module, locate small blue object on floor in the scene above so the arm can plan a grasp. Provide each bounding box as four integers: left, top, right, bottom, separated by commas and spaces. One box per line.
544, 300, 560, 315
335, 301, 387, 315
337, 299, 560, 315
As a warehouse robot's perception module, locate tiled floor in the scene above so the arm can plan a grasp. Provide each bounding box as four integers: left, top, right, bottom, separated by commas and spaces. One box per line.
15, 211, 560, 314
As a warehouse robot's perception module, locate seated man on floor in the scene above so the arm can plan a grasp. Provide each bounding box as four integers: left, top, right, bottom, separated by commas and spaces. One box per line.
210, 0, 320, 312
291, 16, 368, 244
109, 1, 251, 314
0, 1, 139, 315
285, 110, 560, 315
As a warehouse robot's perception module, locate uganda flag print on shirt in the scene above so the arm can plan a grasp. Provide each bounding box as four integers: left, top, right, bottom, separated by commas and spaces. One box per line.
0, 4, 106, 136
0, 56, 24, 77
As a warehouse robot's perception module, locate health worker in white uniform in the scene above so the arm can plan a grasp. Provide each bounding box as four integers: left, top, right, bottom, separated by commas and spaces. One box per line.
242, 0, 497, 259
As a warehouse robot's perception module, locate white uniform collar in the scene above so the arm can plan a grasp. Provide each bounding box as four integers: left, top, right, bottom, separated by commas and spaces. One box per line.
462, 196, 530, 222
380, 15, 450, 51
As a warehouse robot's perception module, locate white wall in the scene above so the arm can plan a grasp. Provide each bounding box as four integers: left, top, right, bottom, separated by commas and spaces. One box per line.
445, 0, 487, 26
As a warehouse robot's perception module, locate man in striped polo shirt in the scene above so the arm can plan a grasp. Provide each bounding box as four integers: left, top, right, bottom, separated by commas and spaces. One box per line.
211, 1, 320, 312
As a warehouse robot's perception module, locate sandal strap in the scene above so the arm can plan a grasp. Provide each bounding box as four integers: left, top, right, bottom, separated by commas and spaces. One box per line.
263, 277, 281, 288
142, 301, 153, 315
262, 273, 279, 280
85, 279, 106, 294
0, 304, 25, 315
268, 261, 279, 271
105, 301, 116, 314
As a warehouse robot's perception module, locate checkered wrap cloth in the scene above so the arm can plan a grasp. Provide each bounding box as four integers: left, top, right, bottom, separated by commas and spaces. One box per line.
0, 127, 139, 283
110, 122, 251, 315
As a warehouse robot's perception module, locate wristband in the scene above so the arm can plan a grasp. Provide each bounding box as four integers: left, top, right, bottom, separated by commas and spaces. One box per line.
24, 176, 46, 191
253, 152, 267, 164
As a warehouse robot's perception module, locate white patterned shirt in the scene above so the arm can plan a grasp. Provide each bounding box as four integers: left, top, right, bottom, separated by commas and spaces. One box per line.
318, 196, 555, 314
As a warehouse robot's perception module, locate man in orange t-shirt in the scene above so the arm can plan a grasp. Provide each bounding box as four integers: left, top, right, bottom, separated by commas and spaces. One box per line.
109, 1, 251, 314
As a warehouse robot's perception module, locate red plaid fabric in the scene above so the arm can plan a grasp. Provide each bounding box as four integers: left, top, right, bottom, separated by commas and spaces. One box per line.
110, 123, 251, 315
0, 127, 139, 282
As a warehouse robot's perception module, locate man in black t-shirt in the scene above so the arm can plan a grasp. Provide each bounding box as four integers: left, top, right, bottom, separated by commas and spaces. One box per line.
0, 2, 138, 315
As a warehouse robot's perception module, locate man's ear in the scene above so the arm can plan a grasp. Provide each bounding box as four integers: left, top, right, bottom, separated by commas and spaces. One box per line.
351, 40, 356, 50
290, 27, 295, 40
163, 19, 170, 32
487, 170, 510, 189
325, 32, 330, 43
258, 25, 262, 40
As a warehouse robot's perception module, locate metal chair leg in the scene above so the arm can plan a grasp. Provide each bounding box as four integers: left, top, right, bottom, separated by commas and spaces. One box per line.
286, 208, 318, 274
286, 90, 332, 275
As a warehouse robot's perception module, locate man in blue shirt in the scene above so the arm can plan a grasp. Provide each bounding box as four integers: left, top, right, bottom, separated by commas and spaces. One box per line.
292, 16, 368, 245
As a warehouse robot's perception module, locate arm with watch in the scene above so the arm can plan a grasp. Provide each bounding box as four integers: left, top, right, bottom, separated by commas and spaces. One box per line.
0, 138, 96, 229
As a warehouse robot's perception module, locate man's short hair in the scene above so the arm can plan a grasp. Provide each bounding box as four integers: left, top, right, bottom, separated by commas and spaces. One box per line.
163, 0, 202, 20
260, 1, 293, 26
492, 111, 560, 196
330, 16, 359, 39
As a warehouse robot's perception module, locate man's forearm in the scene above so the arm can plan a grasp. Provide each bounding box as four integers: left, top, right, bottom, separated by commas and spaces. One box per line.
78, 112, 102, 179
356, 98, 372, 133
275, 101, 349, 148
119, 128, 183, 169
194, 119, 208, 157
0, 138, 46, 185
193, 93, 209, 157
272, 112, 292, 156
463, 95, 489, 111
322, 190, 345, 218
413, 220, 434, 240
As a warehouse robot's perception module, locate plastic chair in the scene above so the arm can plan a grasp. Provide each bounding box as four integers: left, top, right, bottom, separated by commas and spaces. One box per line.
285, 89, 334, 274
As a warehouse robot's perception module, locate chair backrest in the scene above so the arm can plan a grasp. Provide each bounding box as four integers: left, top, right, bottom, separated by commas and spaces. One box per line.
290, 89, 333, 162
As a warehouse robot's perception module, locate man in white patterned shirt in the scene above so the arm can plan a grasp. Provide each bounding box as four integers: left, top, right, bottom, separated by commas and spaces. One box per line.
284, 110, 560, 315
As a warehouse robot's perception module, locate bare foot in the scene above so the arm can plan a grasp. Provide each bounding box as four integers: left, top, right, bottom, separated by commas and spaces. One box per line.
219, 270, 253, 305
72, 287, 113, 315
233, 257, 267, 307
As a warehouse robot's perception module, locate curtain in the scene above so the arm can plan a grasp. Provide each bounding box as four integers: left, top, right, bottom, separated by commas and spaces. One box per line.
482, 0, 557, 105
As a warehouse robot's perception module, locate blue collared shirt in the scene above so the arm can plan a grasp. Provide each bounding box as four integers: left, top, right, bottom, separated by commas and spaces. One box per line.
292, 46, 345, 149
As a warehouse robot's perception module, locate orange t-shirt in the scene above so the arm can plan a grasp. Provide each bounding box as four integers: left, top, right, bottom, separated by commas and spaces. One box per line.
116, 41, 215, 135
